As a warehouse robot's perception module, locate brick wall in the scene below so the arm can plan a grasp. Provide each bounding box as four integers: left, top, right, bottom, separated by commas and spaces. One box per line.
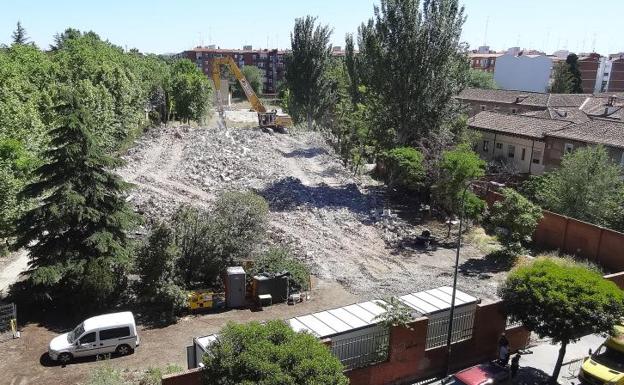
485, 190, 624, 272
346, 301, 529, 385
161, 368, 202, 385
160, 301, 529, 385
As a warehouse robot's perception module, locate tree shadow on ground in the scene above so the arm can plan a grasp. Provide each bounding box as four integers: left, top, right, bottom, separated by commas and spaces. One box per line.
459, 250, 517, 279
258, 177, 377, 218
281, 147, 329, 158
514, 366, 552, 385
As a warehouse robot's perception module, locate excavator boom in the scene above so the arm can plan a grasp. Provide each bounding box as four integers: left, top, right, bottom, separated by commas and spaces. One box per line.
211, 56, 292, 132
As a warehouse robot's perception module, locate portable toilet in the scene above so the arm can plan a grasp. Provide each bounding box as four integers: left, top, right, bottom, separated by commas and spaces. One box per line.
225, 266, 246, 308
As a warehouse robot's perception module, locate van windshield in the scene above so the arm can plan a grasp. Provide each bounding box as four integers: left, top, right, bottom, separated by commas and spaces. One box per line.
67, 323, 85, 343
593, 344, 624, 372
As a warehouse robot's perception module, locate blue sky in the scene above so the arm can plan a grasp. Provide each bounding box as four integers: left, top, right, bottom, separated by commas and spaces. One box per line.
1, 0, 623, 55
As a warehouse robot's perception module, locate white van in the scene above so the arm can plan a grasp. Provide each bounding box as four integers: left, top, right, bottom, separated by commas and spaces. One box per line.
48, 311, 139, 364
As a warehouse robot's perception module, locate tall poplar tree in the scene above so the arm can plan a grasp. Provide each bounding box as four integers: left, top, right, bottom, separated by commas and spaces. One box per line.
15, 86, 137, 309
285, 16, 334, 130
357, 0, 469, 147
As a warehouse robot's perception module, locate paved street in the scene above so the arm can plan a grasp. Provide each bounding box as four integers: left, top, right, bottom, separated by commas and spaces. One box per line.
516, 334, 605, 385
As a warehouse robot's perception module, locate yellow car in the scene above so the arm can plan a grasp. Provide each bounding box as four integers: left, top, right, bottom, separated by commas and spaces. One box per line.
579, 326, 624, 385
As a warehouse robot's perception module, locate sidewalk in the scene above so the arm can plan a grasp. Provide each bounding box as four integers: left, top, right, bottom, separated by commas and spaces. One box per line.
516, 334, 604, 385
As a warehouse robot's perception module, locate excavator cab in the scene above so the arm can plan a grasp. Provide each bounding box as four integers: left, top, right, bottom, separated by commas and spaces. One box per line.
258, 111, 292, 134
212, 57, 292, 133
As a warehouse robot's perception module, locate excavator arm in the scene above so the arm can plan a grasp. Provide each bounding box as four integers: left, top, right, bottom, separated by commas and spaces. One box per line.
211, 57, 266, 113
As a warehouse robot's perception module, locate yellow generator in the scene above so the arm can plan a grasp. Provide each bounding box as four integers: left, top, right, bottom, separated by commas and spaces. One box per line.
188, 290, 214, 311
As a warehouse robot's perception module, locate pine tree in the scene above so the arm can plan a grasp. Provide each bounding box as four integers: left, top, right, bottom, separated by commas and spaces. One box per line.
15, 86, 137, 310
11, 21, 29, 45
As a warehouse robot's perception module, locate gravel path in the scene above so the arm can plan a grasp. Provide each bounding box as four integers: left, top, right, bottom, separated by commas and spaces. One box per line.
0, 249, 29, 296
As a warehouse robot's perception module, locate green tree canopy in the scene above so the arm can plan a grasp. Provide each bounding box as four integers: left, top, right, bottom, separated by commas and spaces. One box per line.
488, 188, 543, 254
433, 145, 486, 225
357, 0, 468, 147
170, 59, 213, 123
285, 16, 334, 130
14, 86, 138, 310
202, 320, 349, 385
499, 257, 624, 382
550, 62, 574, 93
233, 65, 263, 97
468, 69, 497, 89
530, 146, 624, 231
566, 53, 584, 93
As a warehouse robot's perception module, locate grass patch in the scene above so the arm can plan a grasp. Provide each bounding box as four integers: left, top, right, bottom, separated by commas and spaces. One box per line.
464, 227, 501, 254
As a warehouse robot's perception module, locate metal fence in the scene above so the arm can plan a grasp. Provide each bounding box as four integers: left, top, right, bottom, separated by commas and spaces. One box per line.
0, 303, 17, 341
331, 326, 390, 371
425, 304, 476, 350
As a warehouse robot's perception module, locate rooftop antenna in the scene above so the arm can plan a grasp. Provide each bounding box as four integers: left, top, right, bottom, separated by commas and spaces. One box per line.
209, 27, 212, 45
591, 33, 596, 53
266, 35, 269, 50
544, 29, 550, 53
483, 16, 489, 46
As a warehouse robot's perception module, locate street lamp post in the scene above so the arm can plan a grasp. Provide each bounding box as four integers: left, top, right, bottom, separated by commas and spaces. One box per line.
445, 183, 471, 376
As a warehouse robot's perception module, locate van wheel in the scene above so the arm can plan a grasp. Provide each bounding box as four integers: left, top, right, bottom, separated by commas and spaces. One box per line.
116, 344, 132, 356
58, 352, 72, 364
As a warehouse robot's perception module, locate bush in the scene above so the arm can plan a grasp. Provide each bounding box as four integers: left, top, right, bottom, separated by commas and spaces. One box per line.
251, 247, 310, 291
381, 147, 425, 191
488, 188, 543, 254
140, 364, 184, 385
84, 366, 126, 385
174, 192, 269, 288
433, 145, 486, 222
202, 320, 348, 385
135, 223, 186, 319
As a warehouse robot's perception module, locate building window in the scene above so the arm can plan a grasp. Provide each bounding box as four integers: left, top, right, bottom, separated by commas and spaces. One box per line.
511, 108, 517, 114
496, 143, 503, 150
480, 105, 486, 111
521, 148, 526, 161
564, 143, 574, 154
508, 145, 515, 158
533, 150, 542, 164
483, 140, 489, 152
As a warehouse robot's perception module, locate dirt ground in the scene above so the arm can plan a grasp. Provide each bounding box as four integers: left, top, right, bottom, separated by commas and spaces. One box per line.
1, 279, 358, 385
1, 108, 511, 384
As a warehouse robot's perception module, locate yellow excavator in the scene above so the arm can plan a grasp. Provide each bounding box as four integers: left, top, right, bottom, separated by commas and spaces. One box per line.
211, 56, 292, 133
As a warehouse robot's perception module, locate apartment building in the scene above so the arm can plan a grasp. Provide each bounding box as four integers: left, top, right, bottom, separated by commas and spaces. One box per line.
181, 45, 349, 95
180, 46, 286, 94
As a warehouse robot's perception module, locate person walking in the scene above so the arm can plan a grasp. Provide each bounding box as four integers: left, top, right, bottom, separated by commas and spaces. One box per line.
511, 353, 521, 379
498, 333, 510, 365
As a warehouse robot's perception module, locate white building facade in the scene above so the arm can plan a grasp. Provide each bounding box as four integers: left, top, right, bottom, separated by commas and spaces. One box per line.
494, 54, 554, 93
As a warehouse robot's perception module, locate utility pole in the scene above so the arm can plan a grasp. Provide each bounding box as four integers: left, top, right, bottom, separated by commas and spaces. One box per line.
445, 183, 470, 376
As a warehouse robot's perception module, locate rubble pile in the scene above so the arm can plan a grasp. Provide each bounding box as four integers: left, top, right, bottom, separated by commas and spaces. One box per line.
119, 122, 504, 300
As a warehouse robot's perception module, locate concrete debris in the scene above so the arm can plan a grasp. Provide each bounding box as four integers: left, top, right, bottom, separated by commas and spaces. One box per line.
117, 119, 504, 300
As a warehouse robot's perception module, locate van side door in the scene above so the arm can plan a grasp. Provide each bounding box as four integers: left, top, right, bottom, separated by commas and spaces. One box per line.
99, 326, 133, 353
74, 332, 97, 357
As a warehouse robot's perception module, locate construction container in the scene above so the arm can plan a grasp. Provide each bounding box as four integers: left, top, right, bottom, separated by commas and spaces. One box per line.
252, 274, 289, 304
225, 266, 246, 308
